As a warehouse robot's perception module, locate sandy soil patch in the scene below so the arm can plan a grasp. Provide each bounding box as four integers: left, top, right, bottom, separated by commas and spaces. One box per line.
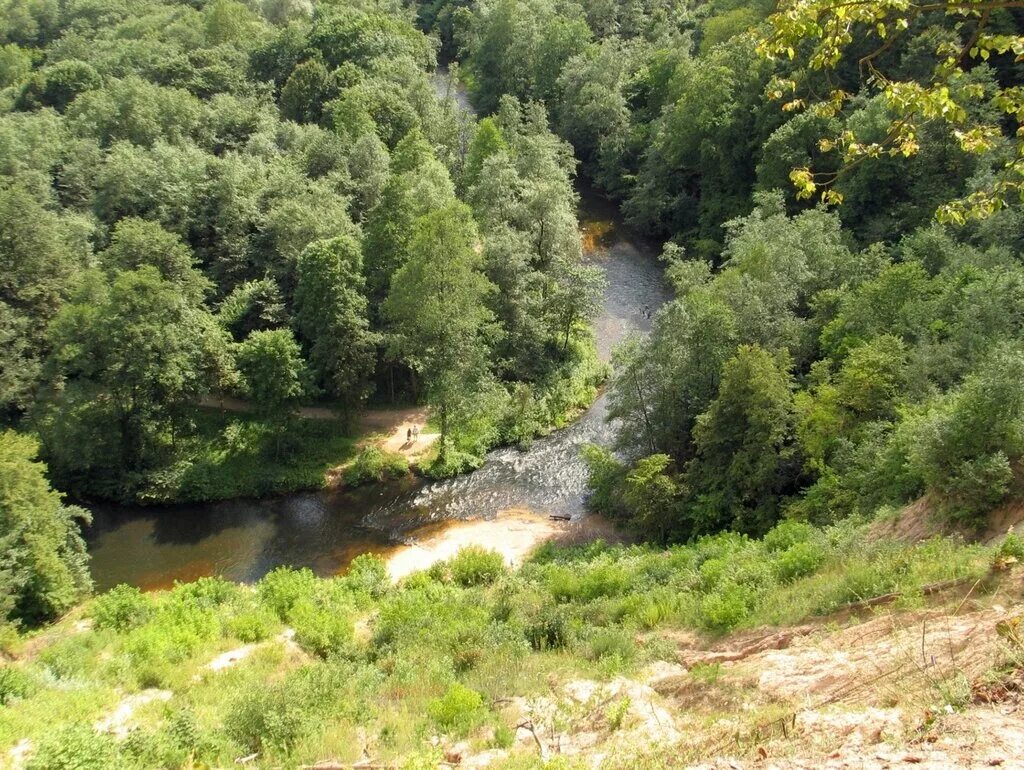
206, 643, 258, 672
385, 510, 564, 581
94, 688, 172, 738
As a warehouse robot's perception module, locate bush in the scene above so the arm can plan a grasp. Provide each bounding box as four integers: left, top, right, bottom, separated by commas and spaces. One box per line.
427, 683, 485, 734
26, 725, 119, 770
524, 605, 570, 651
425, 448, 484, 479
37, 633, 105, 680
170, 576, 240, 608
585, 627, 634, 662
257, 567, 317, 620
448, 547, 506, 587
762, 520, 816, 552
700, 583, 752, 632
995, 529, 1024, 562
226, 679, 317, 753
289, 599, 354, 657
0, 666, 36, 704
225, 606, 278, 643
345, 553, 390, 598
121, 603, 219, 686
774, 541, 826, 583
343, 446, 408, 486
91, 584, 153, 632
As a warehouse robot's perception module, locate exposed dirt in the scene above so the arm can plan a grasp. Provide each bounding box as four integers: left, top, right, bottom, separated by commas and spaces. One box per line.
872, 493, 1024, 546
94, 688, 172, 739
455, 572, 1024, 769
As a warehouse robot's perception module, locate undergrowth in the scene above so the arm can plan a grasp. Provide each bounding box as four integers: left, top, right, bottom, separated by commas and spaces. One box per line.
0, 519, 1007, 769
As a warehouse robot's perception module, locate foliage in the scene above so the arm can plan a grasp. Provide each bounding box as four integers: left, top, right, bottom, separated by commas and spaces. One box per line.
2, 0, 606, 503
446, 547, 506, 587
235, 330, 306, 421
760, 0, 1024, 222
25, 725, 118, 770
0, 519, 1000, 767
90, 585, 151, 632
0, 431, 91, 627
427, 682, 485, 734
343, 446, 409, 487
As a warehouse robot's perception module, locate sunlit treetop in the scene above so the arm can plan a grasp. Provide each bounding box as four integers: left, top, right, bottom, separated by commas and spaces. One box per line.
759, 0, 1024, 223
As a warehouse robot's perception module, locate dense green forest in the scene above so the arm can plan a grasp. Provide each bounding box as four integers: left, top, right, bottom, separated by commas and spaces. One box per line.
1, 0, 1023, 637
0, 0, 607, 507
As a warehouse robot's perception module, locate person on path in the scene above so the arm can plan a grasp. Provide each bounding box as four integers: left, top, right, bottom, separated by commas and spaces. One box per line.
413, 425, 420, 441
406, 428, 412, 442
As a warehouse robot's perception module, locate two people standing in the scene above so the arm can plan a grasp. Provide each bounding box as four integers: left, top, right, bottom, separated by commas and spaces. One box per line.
405, 425, 421, 443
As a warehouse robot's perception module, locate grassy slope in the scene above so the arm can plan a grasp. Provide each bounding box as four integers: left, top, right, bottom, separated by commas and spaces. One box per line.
2, 519, 1020, 769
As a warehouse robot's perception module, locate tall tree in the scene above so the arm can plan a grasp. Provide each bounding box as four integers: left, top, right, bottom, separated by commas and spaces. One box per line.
44, 268, 231, 478
384, 203, 496, 463
235, 329, 307, 454
294, 235, 376, 410
0, 430, 91, 626
688, 345, 798, 537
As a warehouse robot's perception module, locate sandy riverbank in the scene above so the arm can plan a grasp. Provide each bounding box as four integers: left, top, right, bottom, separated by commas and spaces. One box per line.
383, 508, 629, 581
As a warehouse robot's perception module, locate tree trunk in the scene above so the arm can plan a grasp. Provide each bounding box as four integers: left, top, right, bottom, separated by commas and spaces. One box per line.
439, 402, 448, 465
632, 369, 656, 454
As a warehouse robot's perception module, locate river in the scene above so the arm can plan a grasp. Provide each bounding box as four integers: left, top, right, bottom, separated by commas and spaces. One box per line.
83, 77, 670, 592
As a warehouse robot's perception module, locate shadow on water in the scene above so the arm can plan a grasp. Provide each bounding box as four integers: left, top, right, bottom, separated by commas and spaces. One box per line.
83, 88, 671, 592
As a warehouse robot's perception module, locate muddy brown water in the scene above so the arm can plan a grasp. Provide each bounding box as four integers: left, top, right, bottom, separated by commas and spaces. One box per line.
83, 83, 670, 592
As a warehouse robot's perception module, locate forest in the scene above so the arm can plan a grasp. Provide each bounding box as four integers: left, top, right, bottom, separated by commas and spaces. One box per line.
1, 0, 1024, 764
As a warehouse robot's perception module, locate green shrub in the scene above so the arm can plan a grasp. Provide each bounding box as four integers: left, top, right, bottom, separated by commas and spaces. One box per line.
225, 679, 317, 753
170, 576, 240, 608
618, 591, 678, 629
774, 541, 826, 583
37, 633, 105, 680
585, 627, 634, 662
427, 683, 485, 734
524, 605, 570, 651
343, 446, 408, 486
0, 666, 36, 704
700, 583, 752, 632
26, 725, 119, 770
121, 603, 219, 686
91, 584, 153, 632
257, 567, 317, 620
448, 547, 506, 587
289, 599, 354, 657
120, 729, 186, 770
225, 606, 278, 643
425, 448, 485, 479
345, 553, 390, 598
996, 529, 1024, 561
762, 520, 816, 552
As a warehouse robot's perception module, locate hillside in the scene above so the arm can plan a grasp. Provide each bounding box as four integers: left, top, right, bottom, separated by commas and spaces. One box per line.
1, 520, 1022, 769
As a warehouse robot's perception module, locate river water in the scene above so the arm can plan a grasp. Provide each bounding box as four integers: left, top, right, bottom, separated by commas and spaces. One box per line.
83, 79, 669, 591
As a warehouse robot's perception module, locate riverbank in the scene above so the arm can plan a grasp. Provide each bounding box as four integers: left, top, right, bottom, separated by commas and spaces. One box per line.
383, 508, 629, 581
